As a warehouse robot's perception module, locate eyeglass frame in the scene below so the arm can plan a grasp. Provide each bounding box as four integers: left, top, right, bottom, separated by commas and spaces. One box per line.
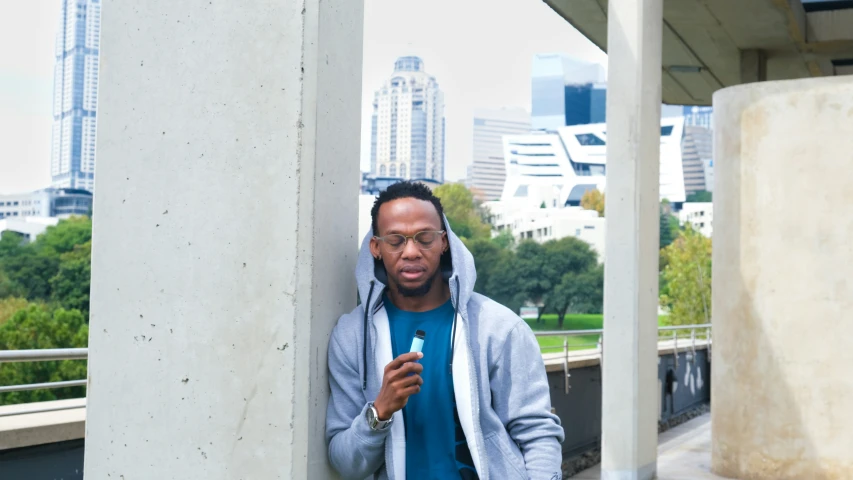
372, 230, 447, 253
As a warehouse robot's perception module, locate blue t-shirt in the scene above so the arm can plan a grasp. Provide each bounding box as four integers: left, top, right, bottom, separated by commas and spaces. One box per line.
385, 296, 478, 479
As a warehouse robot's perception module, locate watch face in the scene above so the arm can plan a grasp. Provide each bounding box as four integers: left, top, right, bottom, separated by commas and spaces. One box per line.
367, 405, 377, 427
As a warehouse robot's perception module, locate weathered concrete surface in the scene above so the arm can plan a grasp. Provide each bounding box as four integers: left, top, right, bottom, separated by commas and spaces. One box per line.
600, 0, 663, 478
712, 76, 853, 479
0, 399, 85, 449
86, 0, 363, 478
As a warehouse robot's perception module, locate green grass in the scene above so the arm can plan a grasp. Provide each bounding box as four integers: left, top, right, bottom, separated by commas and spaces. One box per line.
528, 314, 670, 352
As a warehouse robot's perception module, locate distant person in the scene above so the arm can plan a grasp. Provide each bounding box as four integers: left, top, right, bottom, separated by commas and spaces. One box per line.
325, 181, 564, 479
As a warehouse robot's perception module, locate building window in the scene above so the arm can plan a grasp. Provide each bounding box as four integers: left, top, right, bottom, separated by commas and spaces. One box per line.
380, 165, 386, 176
389, 164, 397, 176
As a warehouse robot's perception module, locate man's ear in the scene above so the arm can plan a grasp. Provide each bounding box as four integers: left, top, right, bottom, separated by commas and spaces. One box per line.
370, 237, 381, 259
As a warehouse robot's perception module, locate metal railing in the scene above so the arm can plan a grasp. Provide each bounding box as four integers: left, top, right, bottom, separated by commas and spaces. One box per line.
534, 323, 712, 394
0, 348, 88, 396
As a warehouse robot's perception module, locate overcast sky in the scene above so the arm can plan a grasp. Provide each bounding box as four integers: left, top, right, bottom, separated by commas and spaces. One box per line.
0, 0, 604, 193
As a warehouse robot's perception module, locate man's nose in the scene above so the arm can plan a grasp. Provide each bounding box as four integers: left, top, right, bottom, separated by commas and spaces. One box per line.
401, 237, 421, 258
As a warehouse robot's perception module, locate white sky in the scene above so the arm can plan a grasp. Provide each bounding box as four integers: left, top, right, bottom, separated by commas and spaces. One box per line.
0, 0, 604, 193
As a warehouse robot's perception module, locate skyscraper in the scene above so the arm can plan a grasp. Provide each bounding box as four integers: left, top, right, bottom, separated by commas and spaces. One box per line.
531, 54, 606, 130
467, 108, 530, 201
51, 0, 101, 193
370, 56, 445, 182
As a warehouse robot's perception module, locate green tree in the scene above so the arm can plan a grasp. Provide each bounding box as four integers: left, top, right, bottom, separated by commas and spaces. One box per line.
660, 226, 712, 326
660, 211, 675, 249
0, 297, 29, 326
491, 230, 515, 250
464, 238, 507, 296
550, 265, 604, 328
0, 217, 93, 304
433, 183, 491, 241
0, 305, 89, 405
686, 190, 713, 203
50, 240, 92, 313
33, 216, 93, 256
581, 189, 605, 217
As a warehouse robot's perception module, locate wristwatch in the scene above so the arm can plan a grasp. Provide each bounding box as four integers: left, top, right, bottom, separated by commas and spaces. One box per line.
366, 402, 393, 431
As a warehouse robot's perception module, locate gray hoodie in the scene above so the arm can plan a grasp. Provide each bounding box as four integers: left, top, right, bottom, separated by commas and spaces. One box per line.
326, 222, 565, 480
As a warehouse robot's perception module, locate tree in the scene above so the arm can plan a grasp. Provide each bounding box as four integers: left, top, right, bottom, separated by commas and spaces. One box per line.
540, 201, 546, 209
0, 297, 29, 326
660, 226, 712, 326
33, 216, 93, 256
491, 230, 515, 250
50, 240, 92, 313
686, 190, 713, 203
550, 265, 604, 328
463, 238, 509, 296
660, 211, 675, 249
433, 183, 491, 241
0, 305, 89, 405
0, 217, 93, 304
580, 189, 605, 217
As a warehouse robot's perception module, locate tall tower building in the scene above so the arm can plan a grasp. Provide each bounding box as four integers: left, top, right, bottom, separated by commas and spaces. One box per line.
51, 0, 101, 193
531, 53, 606, 130
370, 56, 445, 182
467, 108, 530, 201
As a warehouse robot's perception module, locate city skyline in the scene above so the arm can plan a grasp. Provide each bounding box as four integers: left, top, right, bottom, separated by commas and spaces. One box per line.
2, 0, 607, 193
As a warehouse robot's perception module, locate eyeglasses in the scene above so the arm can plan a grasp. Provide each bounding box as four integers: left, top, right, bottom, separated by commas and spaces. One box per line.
373, 230, 446, 253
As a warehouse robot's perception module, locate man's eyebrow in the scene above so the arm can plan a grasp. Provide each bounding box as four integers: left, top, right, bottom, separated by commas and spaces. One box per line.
382, 226, 442, 235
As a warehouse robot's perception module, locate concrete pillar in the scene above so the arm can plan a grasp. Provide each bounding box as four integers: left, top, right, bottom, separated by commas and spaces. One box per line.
84, 0, 363, 478
740, 49, 767, 84
712, 77, 853, 479
600, 0, 662, 479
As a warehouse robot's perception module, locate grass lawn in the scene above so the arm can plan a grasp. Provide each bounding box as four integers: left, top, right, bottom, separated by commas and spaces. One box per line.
527, 314, 670, 352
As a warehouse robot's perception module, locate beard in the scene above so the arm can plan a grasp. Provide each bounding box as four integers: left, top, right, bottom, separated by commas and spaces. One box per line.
395, 275, 435, 297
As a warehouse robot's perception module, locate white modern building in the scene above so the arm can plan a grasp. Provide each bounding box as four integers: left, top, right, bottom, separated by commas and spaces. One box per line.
0, 217, 61, 243
679, 202, 713, 237
501, 116, 706, 207
0, 188, 93, 220
370, 56, 445, 182
487, 199, 606, 259
51, 0, 102, 193
467, 108, 530, 201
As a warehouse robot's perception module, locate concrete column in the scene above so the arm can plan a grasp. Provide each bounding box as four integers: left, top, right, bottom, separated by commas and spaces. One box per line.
85, 0, 363, 478
600, 0, 662, 479
712, 77, 853, 479
740, 49, 767, 84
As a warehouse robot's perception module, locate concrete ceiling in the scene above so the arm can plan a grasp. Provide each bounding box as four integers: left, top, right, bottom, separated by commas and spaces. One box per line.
543, 0, 853, 105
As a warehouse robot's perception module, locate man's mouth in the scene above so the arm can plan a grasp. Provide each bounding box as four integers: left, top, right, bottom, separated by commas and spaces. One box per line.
399, 265, 427, 281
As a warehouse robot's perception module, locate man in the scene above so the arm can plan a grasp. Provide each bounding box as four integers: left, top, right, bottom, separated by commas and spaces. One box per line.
326, 181, 564, 479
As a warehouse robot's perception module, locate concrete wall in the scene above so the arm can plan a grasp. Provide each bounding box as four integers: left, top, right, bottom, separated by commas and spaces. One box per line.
712, 76, 853, 479
85, 0, 363, 478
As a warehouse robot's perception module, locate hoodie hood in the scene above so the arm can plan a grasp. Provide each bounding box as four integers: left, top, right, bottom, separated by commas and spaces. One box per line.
355, 214, 477, 314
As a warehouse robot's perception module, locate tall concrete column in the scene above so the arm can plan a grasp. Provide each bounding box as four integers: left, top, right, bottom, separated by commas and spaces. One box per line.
600, 0, 663, 479
713, 77, 853, 479
85, 0, 363, 478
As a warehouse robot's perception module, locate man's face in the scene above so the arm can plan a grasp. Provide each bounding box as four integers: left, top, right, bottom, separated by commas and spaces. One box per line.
370, 198, 448, 297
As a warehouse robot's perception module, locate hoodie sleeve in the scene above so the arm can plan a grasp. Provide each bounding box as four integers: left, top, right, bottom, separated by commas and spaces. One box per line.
490, 321, 565, 479
326, 321, 390, 479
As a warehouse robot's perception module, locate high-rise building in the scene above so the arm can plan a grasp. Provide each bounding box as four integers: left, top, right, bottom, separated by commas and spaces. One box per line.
51, 0, 102, 193
681, 126, 714, 194
370, 56, 445, 182
467, 108, 530, 201
531, 54, 606, 130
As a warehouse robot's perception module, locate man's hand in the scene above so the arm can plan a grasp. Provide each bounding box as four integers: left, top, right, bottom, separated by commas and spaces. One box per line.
373, 352, 424, 420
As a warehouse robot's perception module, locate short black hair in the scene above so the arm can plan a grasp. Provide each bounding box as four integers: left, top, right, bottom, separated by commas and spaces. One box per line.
371, 181, 445, 235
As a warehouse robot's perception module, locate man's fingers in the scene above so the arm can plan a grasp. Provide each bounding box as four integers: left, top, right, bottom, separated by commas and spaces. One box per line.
386, 361, 423, 381
385, 351, 423, 372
